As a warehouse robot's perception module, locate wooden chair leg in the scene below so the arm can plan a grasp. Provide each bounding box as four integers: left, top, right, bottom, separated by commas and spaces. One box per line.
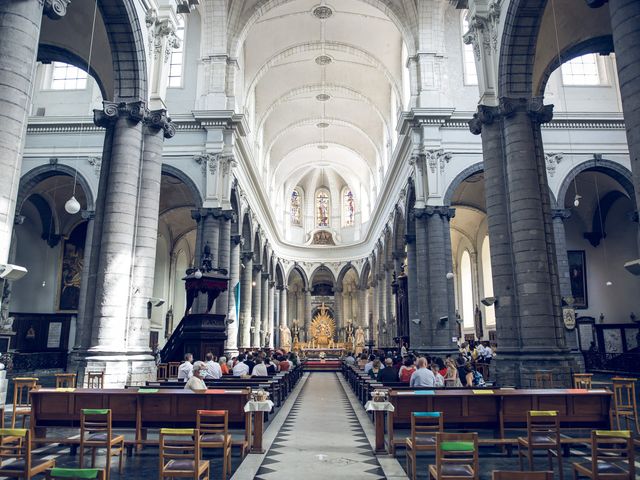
91, 447, 96, 467
119, 441, 125, 473
79, 445, 84, 468
518, 445, 523, 470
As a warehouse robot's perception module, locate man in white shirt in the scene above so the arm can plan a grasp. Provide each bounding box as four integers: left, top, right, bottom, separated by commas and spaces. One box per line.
177, 353, 194, 381
232, 354, 250, 376
409, 357, 436, 387
204, 352, 222, 379
252, 359, 269, 377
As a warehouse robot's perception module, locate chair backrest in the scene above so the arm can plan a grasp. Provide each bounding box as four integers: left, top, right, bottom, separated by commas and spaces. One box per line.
0, 428, 31, 471
81, 409, 112, 441
197, 410, 228, 437
13, 378, 38, 409
86, 372, 104, 389
157, 364, 168, 381
611, 377, 637, 412
435, 432, 478, 479
168, 362, 180, 378
590, 430, 634, 475
572, 373, 592, 389
159, 428, 201, 471
411, 412, 443, 445
55, 373, 77, 389
534, 371, 553, 388
46, 468, 105, 479
492, 472, 553, 480
526, 411, 560, 447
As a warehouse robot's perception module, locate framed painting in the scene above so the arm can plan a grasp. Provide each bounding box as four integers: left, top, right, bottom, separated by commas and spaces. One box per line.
58, 222, 87, 312
568, 250, 588, 309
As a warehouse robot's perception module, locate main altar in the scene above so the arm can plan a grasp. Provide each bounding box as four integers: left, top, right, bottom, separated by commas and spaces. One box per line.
295, 303, 349, 359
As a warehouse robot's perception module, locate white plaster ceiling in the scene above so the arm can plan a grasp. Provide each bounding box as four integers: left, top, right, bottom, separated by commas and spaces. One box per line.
240, 0, 406, 238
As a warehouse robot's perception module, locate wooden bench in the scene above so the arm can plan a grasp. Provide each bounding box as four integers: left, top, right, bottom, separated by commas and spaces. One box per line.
30, 387, 253, 456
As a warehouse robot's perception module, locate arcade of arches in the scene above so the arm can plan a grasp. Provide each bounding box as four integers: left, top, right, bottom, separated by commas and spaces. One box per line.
0, 0, 639, 391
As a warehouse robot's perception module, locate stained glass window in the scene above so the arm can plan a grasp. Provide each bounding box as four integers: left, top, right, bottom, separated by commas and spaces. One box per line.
316, 190, 330, 227
290, 189, 301, 226
343, 189, 355, 226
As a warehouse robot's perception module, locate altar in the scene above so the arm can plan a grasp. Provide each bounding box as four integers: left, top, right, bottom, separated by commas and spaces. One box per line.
302, 348, 344, 359
298, 304, 348, 359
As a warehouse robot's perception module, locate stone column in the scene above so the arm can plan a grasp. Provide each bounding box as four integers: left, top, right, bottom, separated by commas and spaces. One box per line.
405, 234, 419, 347
268, 280, 275, 348
86, 101, 145, 385
224, 234, 241, 356
385, 262, 393, 343
251, 264, 262, 347
304, 289, 312, 342
377, 272, 384, 345
239, 251, 253, 349
215, 211, 233, 316
260, 272, 269, 346
469, 99, 571, 387
334, 286, 343, 335
127, 110, 175, 379
413, 212, 430, 349
73, 210, 95, 350
273, 286, 280, 347
279, 286, 288, 330
0, 0, 69, 265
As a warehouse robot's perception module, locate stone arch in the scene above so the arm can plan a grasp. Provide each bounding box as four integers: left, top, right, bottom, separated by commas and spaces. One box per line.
359, 259, 372, 288
309, 265, 336, 286
253, 231, 263, 264
444, 162, 484, 206
240, 211, 253, 252
336, 263, 360, 290
275, 261, 285, 288
161, 165, 203, 208
557, 158, 636, 209
18, 163, 95, 213
287, 264, 309, 290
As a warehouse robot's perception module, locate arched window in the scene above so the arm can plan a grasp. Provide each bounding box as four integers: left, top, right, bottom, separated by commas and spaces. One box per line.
561, 54, 602, 85
49, 62, 87, 90
168, 16, 185, 87
316, 189, 330, 227
481, 236, 495, 326
290, 189, 302, 226
342, 188, 355, 227
461, 11, 478, 86
460, 250, 474, 329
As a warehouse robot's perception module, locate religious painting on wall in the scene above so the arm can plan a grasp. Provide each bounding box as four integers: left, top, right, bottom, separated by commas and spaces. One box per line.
58, 222, 87, 311
568, 250, 588, 309
290, 189, 302, 226
316, 190, 329, 227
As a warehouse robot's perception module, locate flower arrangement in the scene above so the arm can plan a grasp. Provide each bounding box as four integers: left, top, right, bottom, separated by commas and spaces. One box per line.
319, 351, 326, 359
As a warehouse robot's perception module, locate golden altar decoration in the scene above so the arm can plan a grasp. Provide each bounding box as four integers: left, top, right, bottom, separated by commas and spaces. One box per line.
309, 303, 335, 348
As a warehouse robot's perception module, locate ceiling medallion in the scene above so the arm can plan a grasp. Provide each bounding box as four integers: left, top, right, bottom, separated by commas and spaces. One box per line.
312, 5, 333, 19
317, 122, 330, 128
317, 144, 329, 150
316, 93, 331, 102
315, 55, 333, 66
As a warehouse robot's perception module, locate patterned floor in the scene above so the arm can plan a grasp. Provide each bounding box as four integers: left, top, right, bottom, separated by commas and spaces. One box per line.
255, 373, 386, 480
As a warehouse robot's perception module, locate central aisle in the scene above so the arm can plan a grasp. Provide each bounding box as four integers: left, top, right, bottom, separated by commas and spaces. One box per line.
254, 373, 386, 480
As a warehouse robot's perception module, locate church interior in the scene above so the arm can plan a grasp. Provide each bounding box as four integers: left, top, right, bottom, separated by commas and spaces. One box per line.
0, 0, 639, 478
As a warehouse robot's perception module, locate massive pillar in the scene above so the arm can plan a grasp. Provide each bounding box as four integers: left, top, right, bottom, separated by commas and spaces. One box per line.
239, 251, 253, 349
215, 212, 233, 316
0, 0, 69, 265
251, 264, 262, 347
279, 286, 288, 347
405, 234, 419, 346
273, 285, 280, 347
224, 234, 241, 356
267, 280, 275, 348
304, 289, 312, 342
73, 211, 95, 350
334, 286, 343, 336
469, 99, 571, 387
260, 271, 268, 346
413, 213, 430, 348
127, 109, 175, 384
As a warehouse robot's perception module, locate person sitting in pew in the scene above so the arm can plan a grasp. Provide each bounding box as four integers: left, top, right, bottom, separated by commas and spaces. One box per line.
252, 358, 269, 377
278, 355, 291, 372
233, 354, 250, 377
266, 357, 278, 375
431, 363, 445, 387
378, 358, 399, 383
219, 356, 229, 375
184, 361, 207, 391
399, 357, 416, 383
368, 359, 383, 379
204, 352, 222, 379
178, 353, 194, 381
409, 357, 435, 387
364, 354, 377, 374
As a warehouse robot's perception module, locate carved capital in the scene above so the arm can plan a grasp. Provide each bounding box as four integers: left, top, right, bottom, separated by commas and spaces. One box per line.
93, 101, 146, 128
241, 251, 254, 262
145, 109, 176, 139
419, 205, 456, 220
231, 234, 243, 246
468, 105, 500, 135
253, 263, 263, 273
545, 152, 563, 177
499, 97, 554, 124
424, 149, 453, 174
43, 0, 71, 20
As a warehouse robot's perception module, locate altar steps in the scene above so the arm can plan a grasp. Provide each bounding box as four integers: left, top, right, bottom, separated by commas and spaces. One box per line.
303, 360, 342, 371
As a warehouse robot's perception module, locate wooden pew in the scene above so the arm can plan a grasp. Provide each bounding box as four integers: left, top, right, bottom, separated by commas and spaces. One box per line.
30, 387, 252, 455
386, 388, 613, 455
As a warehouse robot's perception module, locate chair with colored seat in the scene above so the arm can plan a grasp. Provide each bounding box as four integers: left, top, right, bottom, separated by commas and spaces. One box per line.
493, 472, 553, 480
79, 409, 124, 478
572, 430, 635, 479
572, 373, 593, 390
197, 410, 232, 479
159, 428, 210, 479
611, 377, 639, 432
86, 372, 104, 389
11, 377, 38, 428
54, 373, 77, 389
406, 412, 444, 480
46, 467, 105, 479
428, 432, 479, 480
517, 411, 563, 480
0, 428, 56, 479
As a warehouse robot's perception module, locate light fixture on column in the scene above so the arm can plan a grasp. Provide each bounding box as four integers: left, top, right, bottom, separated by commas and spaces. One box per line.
573, 194, 582, 207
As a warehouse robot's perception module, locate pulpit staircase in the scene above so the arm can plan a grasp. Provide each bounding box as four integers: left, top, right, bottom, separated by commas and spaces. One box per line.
160, 313, 227, 363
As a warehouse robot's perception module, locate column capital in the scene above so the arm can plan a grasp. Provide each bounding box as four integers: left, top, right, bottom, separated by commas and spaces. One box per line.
81, 210, 96, 221
144, 109, 176, 139
241, 251, 254, 262
499, 96, 554, 124
468, 104, 501, 135
551, 208, 572, 221
43, 0, 71, 20
94, 101, 146, 128
220, 209, 236, 222
253, 263, 262, 272
231, 234, 243, 245
268, 280, 276, 288
414, 206, 456, 220
334, 286, 343, 294
277, 285, 288, 292
261, 271, 270, 280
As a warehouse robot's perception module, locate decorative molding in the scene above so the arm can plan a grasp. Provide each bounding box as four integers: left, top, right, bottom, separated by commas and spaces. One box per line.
462, 1, 501, 61
194, 152, 233, 176
145, 109, 176, 139
43, 0, 71, 20
424, 149, 453, 174
87, 157, 102, 177
545, 152, 563, 177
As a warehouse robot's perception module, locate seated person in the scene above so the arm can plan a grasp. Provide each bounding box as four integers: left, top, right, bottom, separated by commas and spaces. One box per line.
398, 357, 416, 383
204, 352, 222, 379
177, 353, 194, 381
368, 359, 383, 379
252, 358, 269, 377
184, 361, 207, 391
378, 358, 399, 383
233, 354, 250, 376
409, 357, 435, 387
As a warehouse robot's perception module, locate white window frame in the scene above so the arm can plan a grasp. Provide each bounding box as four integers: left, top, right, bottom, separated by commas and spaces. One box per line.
167, 16, 186, 88
44, 62, 88, 91
461, 11, 478, 86
561, 53, 607, 87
